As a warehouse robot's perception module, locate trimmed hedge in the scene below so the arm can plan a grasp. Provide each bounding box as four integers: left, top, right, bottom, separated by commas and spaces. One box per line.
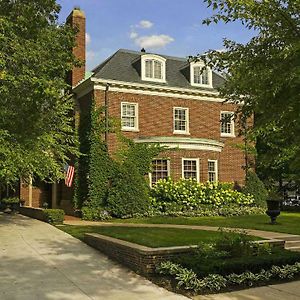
43, 209, 65, 224
107, 161, 151, 218
242, 171, 268, 207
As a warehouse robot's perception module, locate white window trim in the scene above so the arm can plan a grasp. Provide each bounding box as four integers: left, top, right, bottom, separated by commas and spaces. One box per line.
208, 159, 218, 183
141, 54, 166, 83
220, 111, 235, 137
182, 158, 200, 182
173, 107, 190, 135
149, 159, 170, 187
121, 102, 139, 132
190, 61, 213, 88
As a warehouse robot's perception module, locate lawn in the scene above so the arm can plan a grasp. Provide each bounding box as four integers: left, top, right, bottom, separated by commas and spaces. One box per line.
59, 225, 258, 248
109, 212, 300, 235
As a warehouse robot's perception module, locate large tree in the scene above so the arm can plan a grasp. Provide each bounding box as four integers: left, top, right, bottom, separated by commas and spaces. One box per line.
0, 0, 78, 186
200, 0, 300, 186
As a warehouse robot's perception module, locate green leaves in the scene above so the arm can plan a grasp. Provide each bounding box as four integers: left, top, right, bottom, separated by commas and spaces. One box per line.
0, 0, 78, 186
201, 0, 300, 186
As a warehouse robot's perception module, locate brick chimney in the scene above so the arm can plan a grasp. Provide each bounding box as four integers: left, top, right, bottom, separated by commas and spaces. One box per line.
66, 8, 86, 87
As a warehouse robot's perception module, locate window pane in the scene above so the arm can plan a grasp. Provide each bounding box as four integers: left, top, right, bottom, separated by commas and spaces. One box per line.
145, 60, 153, 78
221, 113, 233, 134
154, 60, 162, 79
183, 160, 197, 180
122, 103, 137, 128
208, 161, 217, 182
194, 66, 201, 84
202, 68, 209, 85
151, 159, 169, 185
174, 108, 187, 131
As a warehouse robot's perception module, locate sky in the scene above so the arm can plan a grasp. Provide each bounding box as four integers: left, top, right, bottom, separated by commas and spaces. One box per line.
57, 0, 255, 71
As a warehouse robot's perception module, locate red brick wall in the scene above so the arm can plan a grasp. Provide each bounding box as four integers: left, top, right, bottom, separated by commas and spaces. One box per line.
19, 182, 46, 208
66, 9, 86, 87
83, 90, 246, 184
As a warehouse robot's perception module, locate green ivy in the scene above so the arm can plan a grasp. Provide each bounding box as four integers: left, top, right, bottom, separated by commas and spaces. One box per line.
74, 100, 112, 210
74, 100, 163, 217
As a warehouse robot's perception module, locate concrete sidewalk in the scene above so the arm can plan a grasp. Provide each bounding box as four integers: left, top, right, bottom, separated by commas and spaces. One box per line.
0, 213, 187, 300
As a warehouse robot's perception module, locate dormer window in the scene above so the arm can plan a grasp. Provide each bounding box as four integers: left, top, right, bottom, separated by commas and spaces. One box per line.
141, 54, 166, 83
190, 62, 213, 88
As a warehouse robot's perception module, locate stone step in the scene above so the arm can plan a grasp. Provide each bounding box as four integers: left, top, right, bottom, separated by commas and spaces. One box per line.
285, 246, 300, 252
285, 240, 300, 247
273, 236, 300, 241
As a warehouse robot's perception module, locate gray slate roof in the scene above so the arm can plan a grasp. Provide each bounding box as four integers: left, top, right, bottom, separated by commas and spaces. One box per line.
92, 49, 224, 91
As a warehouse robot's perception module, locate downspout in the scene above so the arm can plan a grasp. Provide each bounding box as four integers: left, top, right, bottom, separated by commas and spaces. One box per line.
104, 83, 110, 147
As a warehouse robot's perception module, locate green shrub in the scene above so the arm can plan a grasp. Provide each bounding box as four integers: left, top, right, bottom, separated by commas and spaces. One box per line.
176, 246, 300, 278
242, 171, 268, 207
107, 161, 151, 218
81, 207, 112, 221
1, 197, 20, 204
43, 209, 65, 224
151, 178, 254, 212
157, 260, 300, 292
214, 229, 253, 258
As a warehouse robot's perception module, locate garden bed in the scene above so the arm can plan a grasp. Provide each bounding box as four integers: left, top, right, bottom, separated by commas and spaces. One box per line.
155, 230, 300, 295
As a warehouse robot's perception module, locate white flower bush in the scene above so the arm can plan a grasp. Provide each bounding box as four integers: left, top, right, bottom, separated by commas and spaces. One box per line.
151, 178, 254, 212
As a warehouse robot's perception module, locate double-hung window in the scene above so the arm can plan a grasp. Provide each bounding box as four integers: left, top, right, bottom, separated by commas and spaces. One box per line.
145, 60, 163, 79
193, 66, 210, 85
182, 158, 199, 182
190, 62, 213, 88
208, 160, 218, 182
220, 111, 235, 137
141, 54, 166, 83
173, 107, 189, 134
121, 102, 138, 131
150, 159, 170, 186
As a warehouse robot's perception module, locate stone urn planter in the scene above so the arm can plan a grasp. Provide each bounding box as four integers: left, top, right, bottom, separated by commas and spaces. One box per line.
266, 199, 281, 224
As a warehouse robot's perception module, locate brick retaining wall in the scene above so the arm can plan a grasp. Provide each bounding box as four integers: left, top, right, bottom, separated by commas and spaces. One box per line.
18, 206, 46, 222
84, 233, 198, 274
84, 233, 285, 275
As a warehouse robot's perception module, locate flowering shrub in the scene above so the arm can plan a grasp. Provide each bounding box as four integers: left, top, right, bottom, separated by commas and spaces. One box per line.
151, 178, 254, 212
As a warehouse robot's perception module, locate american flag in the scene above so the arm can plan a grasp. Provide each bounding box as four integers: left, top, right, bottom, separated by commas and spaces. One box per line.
64, 164, 75, 187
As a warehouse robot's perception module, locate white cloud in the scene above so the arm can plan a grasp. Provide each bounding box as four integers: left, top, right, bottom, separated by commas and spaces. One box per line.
134, 34, 174, 49
139, 20, 153, 29
130, 31, 138, 39
86, 33, 91, 45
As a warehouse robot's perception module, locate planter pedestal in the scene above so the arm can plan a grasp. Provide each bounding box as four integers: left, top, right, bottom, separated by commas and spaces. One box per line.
266, 200, 281, 224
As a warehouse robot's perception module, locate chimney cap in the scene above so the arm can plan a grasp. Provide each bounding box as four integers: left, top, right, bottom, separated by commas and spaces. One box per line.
141, 48, 146, 53
68, 7, 85, 19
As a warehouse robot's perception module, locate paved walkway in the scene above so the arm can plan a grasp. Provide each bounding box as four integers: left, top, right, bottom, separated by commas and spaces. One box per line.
0, 213, 187, 300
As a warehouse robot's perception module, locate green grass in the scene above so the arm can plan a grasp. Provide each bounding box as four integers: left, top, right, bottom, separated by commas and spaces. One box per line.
59, 225, 258, 248
108, 212, 300, 235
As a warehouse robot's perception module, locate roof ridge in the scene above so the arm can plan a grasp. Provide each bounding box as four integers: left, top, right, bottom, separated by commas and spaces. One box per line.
91, 51, 119, 73
117, 48, 190, 62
